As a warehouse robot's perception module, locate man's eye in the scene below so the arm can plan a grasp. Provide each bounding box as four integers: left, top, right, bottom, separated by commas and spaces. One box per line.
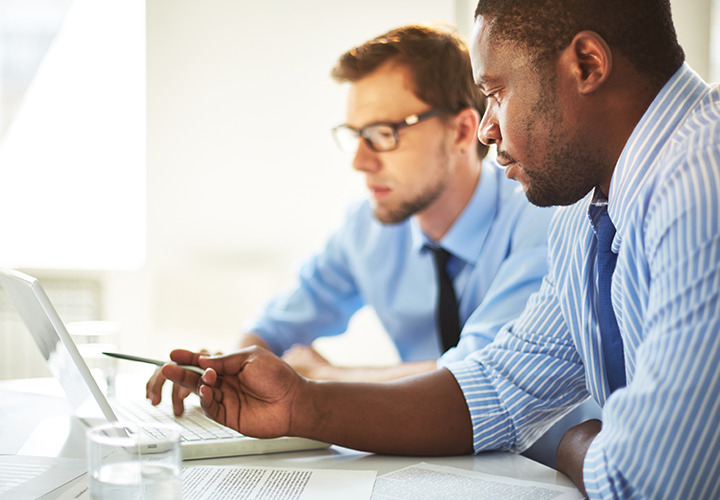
376, 129, 394, 139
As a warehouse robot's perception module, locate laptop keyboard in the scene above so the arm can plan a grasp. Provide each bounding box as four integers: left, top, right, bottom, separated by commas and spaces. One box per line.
114, 400, 242, 442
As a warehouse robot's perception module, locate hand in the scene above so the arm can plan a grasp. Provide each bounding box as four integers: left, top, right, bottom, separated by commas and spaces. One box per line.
145, 348, 219, 416
281, 344, 331, 379
162, 347, 305, 438
556, 418, 602, 497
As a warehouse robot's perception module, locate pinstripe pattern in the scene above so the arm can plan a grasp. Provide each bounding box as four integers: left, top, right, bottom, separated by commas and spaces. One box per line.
447, 64, 720, 498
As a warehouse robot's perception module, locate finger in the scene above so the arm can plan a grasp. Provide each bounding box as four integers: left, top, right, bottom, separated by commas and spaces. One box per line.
199, 384, 227, 427
146, 367, 167, 405
199, 367, 219, 389
198, 348, 224, 357
162, 363, 201, 394
171, 381, 191, 416
197, 350, 254, 375
169, 348, 205, 366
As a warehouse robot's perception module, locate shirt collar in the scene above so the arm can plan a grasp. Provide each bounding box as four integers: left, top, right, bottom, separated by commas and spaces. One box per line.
608, 63, 708, 239
410, 159, 499, 263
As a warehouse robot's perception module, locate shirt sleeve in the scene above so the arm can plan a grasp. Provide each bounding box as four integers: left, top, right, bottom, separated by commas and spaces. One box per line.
439, 204, 554, 365
447, 270, 590, 454
583, 154, 720, 498
244, 209, 364, 355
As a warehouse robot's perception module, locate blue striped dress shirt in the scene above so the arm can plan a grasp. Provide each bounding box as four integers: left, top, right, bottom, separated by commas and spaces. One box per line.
447, 63, 720, 498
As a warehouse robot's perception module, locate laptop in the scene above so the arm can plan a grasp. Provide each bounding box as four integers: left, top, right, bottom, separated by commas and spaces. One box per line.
0, 268, 329, 460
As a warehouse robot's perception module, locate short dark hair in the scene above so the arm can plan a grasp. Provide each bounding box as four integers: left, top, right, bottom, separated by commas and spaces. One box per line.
474, 0, 684, 89
332, 24, 488, 158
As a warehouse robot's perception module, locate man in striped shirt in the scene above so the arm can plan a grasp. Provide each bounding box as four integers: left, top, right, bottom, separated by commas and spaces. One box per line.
164, 1, 720, 497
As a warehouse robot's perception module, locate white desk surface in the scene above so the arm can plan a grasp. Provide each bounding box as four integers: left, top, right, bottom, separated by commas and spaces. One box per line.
0, 375, 578, 499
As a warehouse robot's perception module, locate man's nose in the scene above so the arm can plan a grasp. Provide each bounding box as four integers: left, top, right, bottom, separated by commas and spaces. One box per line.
351, 139, 381, 173
478, 105, 500, 146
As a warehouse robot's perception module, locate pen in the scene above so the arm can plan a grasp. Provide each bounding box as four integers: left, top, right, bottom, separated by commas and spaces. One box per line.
102, 351, 206, 375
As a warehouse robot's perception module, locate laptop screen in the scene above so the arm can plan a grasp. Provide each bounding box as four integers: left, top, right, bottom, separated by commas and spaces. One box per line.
0, 268, 116, 421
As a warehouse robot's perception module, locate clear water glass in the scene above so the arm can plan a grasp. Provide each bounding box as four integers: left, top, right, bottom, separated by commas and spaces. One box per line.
87, 421, 182, 499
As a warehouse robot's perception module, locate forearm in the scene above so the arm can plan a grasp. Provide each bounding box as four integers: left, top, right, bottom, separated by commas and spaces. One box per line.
556, 419, 601, 497
313, 361, 437, 382
236, 332, 272, 351
292, 368, 473, 455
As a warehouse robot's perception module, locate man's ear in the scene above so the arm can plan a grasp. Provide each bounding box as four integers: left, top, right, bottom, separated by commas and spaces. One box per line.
564, 30, 612, 95
453, 107, 481, 152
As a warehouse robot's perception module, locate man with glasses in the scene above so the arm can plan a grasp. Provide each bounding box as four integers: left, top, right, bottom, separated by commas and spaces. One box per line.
149, 24, 581, 464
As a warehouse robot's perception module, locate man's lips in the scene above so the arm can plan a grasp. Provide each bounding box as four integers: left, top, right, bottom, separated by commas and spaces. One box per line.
504, 163, 518, 179
495, 153, 519, 179
496, 158, 513, 168
495, 152, 516, 168
368, 185, 391, 198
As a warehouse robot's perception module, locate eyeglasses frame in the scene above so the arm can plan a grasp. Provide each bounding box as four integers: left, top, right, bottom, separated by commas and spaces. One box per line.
332, 108, 444, 153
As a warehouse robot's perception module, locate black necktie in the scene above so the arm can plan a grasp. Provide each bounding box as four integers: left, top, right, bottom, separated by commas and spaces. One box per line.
596, 208, 626, 393
430, 246, 461, 352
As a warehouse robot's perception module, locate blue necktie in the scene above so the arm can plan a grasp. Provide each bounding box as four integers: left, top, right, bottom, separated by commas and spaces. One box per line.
430, 247, 461, 352
596, 208, 627, 393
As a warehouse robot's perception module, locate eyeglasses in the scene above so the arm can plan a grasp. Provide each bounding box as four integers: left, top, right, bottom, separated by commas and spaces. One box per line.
331, 109, 443, 153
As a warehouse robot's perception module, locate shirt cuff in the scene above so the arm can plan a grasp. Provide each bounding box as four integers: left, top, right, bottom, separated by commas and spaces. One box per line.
446, 359, 516, 453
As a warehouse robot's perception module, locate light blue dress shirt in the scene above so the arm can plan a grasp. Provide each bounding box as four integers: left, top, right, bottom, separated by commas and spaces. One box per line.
246, 159, 555, 362
448, 64, 720, 498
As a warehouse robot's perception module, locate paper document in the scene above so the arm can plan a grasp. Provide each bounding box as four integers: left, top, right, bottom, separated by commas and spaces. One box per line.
371, 463, 583, 500
59, 465, 376, 500
183, 465, 376, 500
0, 455, 86, 500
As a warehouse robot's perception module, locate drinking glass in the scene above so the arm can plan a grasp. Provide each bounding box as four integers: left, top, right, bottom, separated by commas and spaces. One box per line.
87, 421, 182, 499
